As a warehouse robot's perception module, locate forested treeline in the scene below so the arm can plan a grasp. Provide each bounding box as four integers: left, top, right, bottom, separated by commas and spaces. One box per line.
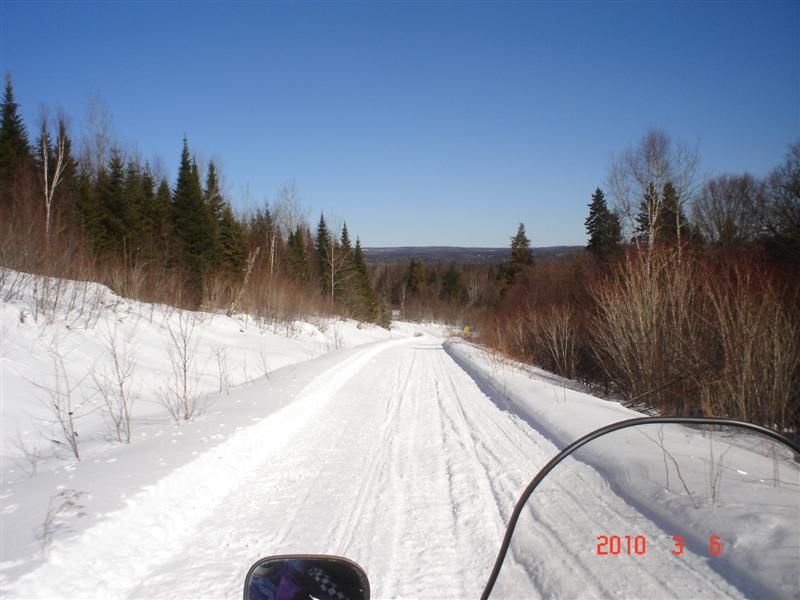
0, 75, 382, 325
370, 133, 799, 431
1, 75, 797, 430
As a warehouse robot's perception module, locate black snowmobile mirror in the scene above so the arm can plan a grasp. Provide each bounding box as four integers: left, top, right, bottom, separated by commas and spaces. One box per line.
244, 554, 370, 600
483, 417, 800, 600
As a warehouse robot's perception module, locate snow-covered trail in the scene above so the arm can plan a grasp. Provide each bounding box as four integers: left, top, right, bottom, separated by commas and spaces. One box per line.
9, 334, 745, 599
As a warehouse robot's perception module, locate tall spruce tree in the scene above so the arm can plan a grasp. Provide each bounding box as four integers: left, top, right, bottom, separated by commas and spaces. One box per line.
0, 73, 32, 209
94, 148, 127, 256
339, 222, 354, 304
153, 178, 173, 263
440, 262, 462, 301
172, 137, 216, 301
352, 238, 377, 322
218, 205, 245, 274
659, 181, 688, 244
585, 188, 623, 261
504, 222, 532, 284
316, 213, 331, 295
204, 161, 225, 266
121, 160, 143, 259
406, 259, 425, 294
287, 225, 309, 283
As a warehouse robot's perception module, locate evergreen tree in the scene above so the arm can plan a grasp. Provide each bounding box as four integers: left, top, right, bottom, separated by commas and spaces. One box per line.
153, 178, 173, 264
316, 213, 331, 295
504, 222, 532, 284
585, 187, 623, 261
406, 259, 425, 294
204, 161, 224, 266
94, 148, 127, 256
218, 205, 246, 274
635, 181, 689, 246
76, 163, 104, 254
137, 163, 158, 258
248, 206, 281, 275
340, 222, 352, 257
0, 73, 32, 209
659, 181, 689, 244
440, 262, 462, 301
338, 222, 354, 304
287, 225, 309, 283
172, 137, 216, 301
375, 266, 392, 328
121, 159, 147, 259
352, 238, 378, 322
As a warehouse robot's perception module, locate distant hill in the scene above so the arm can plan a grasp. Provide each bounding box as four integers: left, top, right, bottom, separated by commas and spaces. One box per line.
363, 246, 583, 264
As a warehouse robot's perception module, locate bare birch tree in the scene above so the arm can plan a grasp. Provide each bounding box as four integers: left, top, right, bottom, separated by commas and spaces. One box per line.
273, 181, 306, 238
37, 110, 69, 240
79, 94, 113, 177
608, 129, 700, 246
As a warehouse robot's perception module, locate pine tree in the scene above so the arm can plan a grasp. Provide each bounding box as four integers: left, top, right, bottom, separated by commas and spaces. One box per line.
76, 164, 104, 254
440, 262, 462, 301
505, 222, 532, 284
287, 225, 309, 283
338, 222, 354, 305
0, 73, 32, 209
153, 178, 173, 264
94, 148, 127, 256
659, 182, 688, 244
348, 238, 377, 322
121, 159, 147, 260
218, 205, 245, 274
248, 206, 281, 275
375, 266, 392, 328
585, 187, 623, 261
406, 259, 425, 294
172, 137, 216, 301
204, 161, 224, 266
137, 163, 157, 258
316, 213, 331, 296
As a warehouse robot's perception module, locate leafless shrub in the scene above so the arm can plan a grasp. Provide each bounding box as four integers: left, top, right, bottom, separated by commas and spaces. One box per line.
8, 427, 49, 478
591, 249, 702, 413
92, 322, 138, 443
157, 311, 202, 421
32, 339, 94, 461
258, 351, 271, 380
540, 305, 578, 380
699, 266, 799, 428
107, 261, 146, 299
213, 345, 231, 395
227, 246, 260, 317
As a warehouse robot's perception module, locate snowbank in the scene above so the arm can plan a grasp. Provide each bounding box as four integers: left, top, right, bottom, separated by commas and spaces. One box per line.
444, 340, 800, 598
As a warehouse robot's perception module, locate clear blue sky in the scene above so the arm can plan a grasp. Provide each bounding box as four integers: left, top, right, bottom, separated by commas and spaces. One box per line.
2, 1, 798, 247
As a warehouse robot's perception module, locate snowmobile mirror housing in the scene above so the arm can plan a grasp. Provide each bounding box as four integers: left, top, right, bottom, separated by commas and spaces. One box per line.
244, 554, 370, 600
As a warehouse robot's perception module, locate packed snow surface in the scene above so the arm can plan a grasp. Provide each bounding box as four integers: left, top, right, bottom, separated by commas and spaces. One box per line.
1, 271, 798, 599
